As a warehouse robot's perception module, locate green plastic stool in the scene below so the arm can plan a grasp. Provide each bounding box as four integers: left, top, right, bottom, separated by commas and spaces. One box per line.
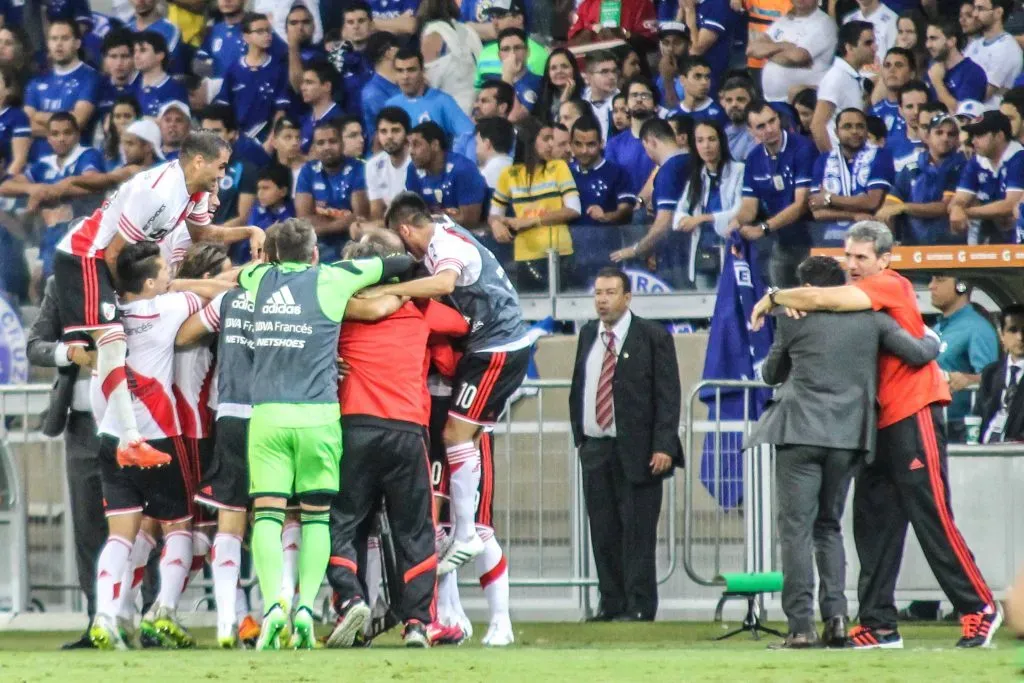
714, 572, 786, 641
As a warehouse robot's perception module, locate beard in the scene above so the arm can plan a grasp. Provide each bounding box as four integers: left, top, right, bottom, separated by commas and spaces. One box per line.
382, 140, 403, 155
629, 107, 654, 120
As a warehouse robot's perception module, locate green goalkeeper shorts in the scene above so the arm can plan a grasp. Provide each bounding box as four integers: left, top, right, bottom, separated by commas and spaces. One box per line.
248, 419, 342, 498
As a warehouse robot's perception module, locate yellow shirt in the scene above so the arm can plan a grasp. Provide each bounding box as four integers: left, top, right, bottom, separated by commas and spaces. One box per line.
492, 160, 579, 262
167, 2, 207, 47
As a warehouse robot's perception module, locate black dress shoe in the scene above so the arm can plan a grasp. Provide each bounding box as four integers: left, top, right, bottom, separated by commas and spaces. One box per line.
61, 633, 96, 650
821, 615, 849, 648
612, 611, 654, 622
585, 610, 621, 622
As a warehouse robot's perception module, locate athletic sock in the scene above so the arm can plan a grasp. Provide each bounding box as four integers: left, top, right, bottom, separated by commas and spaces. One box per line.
280, 521, 301, 603
252, 507, 286, 613
120, 530, 156, 620
187, 528, 212, 589
297, 510, 331, 611
476, 529, 509, 622
212, 533, 242, 631
365, 535, 382, 609
96, 535, 133, 619
446, 442, 481, 543
156, 530, 193, 611
96, 329, 141, 446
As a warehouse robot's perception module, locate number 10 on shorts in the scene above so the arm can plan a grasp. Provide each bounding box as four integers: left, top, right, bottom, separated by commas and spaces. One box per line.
455, 382, 477, 411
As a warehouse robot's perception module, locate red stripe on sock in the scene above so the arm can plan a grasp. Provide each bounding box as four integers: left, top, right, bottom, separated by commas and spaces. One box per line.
479, 554, 507, 589
100, 366, 127, 400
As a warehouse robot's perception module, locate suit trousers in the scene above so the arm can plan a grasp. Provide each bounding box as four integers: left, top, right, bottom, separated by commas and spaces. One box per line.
580, 437, 663, 618
64, 411, 105, 620
855, 405, 993, 630
775, 444, 858, 633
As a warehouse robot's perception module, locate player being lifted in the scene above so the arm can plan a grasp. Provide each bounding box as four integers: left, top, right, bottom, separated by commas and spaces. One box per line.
378, 192, 530, 576
52, 131, 264, 467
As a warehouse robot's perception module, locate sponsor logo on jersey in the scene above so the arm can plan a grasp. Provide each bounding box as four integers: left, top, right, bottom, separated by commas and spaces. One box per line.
262, 285, 302, 314
141, 203, 167, 236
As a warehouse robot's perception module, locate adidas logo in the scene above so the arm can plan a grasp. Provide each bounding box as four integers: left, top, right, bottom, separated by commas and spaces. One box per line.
909, 458, 925, 471
262, 285, 302, 315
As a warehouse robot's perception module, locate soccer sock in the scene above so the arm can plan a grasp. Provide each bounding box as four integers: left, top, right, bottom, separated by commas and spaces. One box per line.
96, 535, 133, 619
437, 572, 456, 621
252, 508, 286, 613
476, 529, 509, 622
446, 442, 481, 543
187, 528, 212, 589
298, 510, 331, 611
120, 530, 156, 619
365, 535, 382, 608
96, 329, 141, 445
235, 585, 249, 622
156, 530, 193, 611
212, 533, 242, 630
280, 521, 301, 602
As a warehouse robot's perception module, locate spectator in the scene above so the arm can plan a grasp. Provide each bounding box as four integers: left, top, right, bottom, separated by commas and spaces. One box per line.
718, 76, 757, 160
568, 267, 681, 622
196, 0, 246, 79
0, 113, 103, 278
0, 26, 34, 76
671, 119, 743, 288
842, 0, 897, 77
156, 99, 191, 159
127, 0, 187, 75
101, 95, 142, 169
887, 80, 930, 169
386, 47, 474, 153
929, 276, 1000, 442
365, 106, 411, 219
792, 87, 817, 136
869, 47, 914, 137
979, 304, 1024, 444
233, 163, 295, 263
732, 99, 816, 287
97, 29, 136, 126
270, 116, 305, 193
132, 31, 188, 118
925, 18, 988, 112
1000, 87, 1024, 144
605, 77, 659, 198
359, 31, 400, 143
750, 0, 836, 108
466, 81, 515, 163
812, 20, 876, 151
581, 51, 620, 143
199, 105, 258, 227
949, 110, 1024, 242
295, 119, 368, 261
339, 116, 366, 159
567, 0, 657, 50
963, 0, 1022, 107
551, 123, 571, 161
654, 21, 690, 111
255, 0, 323, 44
960, 0, 983, 43
880, 110, 965, 245
298, 61, 343, 154
283, 5, 329, 108
475, 115, 515, 190
490, 118, 581, 292
609, 118, 690, 285
676, 57, 727, 125
668, 112, 694, 152
557, 99, 588, 134
475, 0, 547, 87
494, 27, 541, 117
866, 114, 888, 147
809, 108, 895, 245
214, 12, 291, 142
0, 66, 29, 178
405, 120, 487, 228
357, 0, 416, 36
419, 0, 482, 117
620, 46, 652, 83
611, 94, 630, 136
535, 48, 585, 126
680, 0, 743, 96
24, 19, 101, 161
743, 0, 792, 73
895, 9, 928, 76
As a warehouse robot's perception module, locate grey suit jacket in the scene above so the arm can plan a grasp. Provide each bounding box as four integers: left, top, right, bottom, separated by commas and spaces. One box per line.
26, 277, 77, 437
745, 310, 939, 454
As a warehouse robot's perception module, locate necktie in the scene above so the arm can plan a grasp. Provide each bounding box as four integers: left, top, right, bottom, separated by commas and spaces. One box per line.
596, 330, 616, 431
1006, 365, 1021, 408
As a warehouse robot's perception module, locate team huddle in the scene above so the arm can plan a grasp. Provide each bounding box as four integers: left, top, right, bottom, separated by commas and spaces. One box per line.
52, 130, 527, 650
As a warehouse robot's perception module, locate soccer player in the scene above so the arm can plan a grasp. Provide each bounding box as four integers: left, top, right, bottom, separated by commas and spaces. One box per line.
405, 121, 488, 229
376, 192, 530, 574
749, 221, 1000, 649
132, 31, 188, 118
88, 241, 233, 650
237, 217, 411, 649
52, 131, 264, 467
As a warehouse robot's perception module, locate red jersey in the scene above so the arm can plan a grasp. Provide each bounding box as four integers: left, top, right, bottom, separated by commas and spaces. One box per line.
853, 269, 951, 428
568, 0, 657, 41
338, 300, 468, 426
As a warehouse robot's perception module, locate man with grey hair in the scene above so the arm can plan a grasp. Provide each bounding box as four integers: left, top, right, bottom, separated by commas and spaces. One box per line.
750, 221, 1000, 650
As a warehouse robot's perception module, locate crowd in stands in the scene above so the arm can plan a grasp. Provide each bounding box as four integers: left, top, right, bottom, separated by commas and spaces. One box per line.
5, 0, 1024, 302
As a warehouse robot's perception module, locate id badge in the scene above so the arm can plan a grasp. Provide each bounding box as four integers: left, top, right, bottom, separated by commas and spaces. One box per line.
989, 412, 1007, 440
772, 175, 785, 191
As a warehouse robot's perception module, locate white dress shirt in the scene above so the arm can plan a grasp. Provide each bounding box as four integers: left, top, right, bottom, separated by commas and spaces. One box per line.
761, 9, 838, 102
54, 342, 93, 412
984, 356, 1024, 443
583, 310, 632, 438
817, 57, 865, 145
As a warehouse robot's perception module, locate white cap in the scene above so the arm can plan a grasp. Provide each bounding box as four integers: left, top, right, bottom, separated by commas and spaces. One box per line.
158, 100, 191, 120
956, 99, 989, 118
125, 119, 164, 160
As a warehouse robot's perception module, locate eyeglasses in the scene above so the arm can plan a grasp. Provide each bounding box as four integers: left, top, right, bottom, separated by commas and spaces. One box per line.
628, 92, 654, 101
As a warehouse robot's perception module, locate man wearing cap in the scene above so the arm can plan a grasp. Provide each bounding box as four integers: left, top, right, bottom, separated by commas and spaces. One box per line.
567, 0, 658, 52
158, 100, 193, 160
749, 0, 836, 111
475, 0, 548, 88
948, 110, 1024, 243
654, 21, 690, 111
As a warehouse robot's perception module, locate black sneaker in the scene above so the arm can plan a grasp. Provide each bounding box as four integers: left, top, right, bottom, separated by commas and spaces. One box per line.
403, 619, 429, 648
821, 615, 849, 648
847, 625, 903, 649
956, 605, 1002, 648
60, 632, 96, 650
325, 596, 371, 649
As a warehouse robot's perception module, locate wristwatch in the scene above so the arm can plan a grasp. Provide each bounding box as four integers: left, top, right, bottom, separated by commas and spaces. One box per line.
759, 222, 770, 235
767, 286, 780, 306
823, 192, 833, 207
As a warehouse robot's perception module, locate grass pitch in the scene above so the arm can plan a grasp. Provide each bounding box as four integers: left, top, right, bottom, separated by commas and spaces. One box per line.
0, 622, 1018, 682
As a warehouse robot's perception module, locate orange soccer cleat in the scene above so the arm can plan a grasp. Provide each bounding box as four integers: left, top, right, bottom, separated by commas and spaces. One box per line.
116, 440, 172, 468
238, 615, 261, 646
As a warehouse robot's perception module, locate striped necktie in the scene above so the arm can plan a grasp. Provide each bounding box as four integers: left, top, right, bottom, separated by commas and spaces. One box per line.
596, 330, 616, 431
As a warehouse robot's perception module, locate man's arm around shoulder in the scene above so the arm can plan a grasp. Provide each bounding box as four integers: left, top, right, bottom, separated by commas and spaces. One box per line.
873, 313, 939, 366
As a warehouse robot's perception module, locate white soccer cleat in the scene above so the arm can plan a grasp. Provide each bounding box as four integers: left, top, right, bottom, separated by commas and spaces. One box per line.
481, 616, 514, 647
438, 534, 485, 576
89, 614, 129, 651
217, 621, 239, 649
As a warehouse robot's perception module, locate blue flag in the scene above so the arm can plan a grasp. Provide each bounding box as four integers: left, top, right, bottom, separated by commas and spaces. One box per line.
698, 235, 774, 508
